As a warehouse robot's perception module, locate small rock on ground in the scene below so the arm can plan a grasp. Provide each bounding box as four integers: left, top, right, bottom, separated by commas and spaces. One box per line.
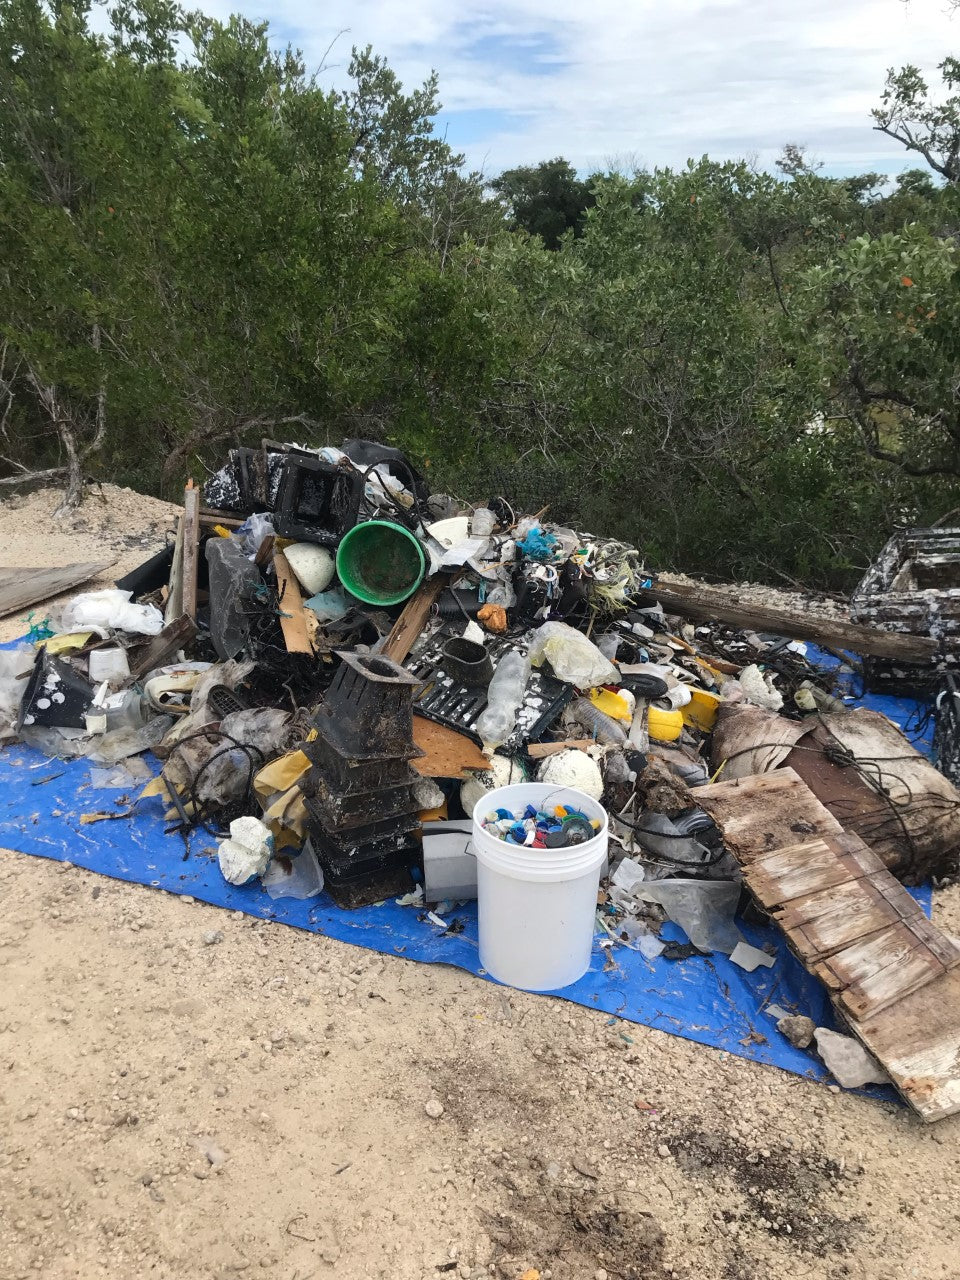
777, 1014, 815, 1049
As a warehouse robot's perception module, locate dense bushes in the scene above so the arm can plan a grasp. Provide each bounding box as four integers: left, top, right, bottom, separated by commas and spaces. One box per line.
1, 1, 958, 591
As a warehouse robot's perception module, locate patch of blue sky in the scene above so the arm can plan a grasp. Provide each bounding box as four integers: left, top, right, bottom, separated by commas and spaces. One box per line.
454, 26, 571, 77
438, 106, 529, 148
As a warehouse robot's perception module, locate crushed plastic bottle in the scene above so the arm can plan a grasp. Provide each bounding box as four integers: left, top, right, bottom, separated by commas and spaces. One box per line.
475, 650, 531, 748
469, 507, 495, 537
569, 697, 626, 745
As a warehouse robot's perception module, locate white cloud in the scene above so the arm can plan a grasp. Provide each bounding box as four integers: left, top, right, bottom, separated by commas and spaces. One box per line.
183, 0, 960, 174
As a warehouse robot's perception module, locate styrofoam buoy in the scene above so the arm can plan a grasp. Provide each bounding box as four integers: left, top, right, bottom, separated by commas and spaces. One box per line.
459, 754, 524, 814
284, 543, 335, 596
535, 749, 603, 801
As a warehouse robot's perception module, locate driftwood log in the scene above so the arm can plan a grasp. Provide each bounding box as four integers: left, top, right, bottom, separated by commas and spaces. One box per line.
637, 577, 939, 663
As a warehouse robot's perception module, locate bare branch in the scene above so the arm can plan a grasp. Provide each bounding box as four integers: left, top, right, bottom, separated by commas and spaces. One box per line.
0, 464, 68, 487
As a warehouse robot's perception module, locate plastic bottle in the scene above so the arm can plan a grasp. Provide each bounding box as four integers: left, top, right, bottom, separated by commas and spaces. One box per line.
596, 632, 621, 661
470, 507, 495, 537
475, 651, 530, 747
569, 696, 627, 745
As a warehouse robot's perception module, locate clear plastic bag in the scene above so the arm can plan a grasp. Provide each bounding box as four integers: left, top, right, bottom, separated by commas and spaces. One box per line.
193, 708, 293, 806
634, 878, 745, 955
206, 538, 264, 660
261, 841, 325, 899
59, 589, 163, 637
236, 513, 275, 559
528, 621, 618, 689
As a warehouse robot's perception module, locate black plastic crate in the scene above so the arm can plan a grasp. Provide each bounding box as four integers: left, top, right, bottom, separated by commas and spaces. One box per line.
863, 655, 944, 700
310, 651, 423, 761
301, 775, 418, 831
303, 795, 421, 849
202, 446, 288, 514
405, 630, 572, 749
302, 730, 422, 792
273, 455, 363, 546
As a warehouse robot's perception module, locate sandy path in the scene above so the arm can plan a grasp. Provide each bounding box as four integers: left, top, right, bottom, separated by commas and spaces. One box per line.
2, 485, 960, 1280
0, 484, 178, 643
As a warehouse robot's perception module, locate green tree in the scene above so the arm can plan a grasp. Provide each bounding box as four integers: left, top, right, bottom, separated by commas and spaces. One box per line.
491, 158, 596, 249
873, 59, 960, 184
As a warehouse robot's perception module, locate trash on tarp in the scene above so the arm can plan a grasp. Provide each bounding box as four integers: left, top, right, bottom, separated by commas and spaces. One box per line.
6, 443, 960, 1118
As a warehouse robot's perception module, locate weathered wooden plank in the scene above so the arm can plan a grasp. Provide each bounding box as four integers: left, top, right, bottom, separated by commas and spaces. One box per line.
127, 614, 197, 681
0, 560, 116, 619
381, 574, 449, 664
181, 483, 201, 623
199, 507, 244, 528
816, 922, 948, 1019
273, 551, 314, 654
743, 832, 885, 908
852, 968, 960, 1121
703, 766, 960, 1120
164, 515, 184, 625
253, 534, 276, 567
904, 911, 960, 971
696, 769, 843, 863
636, 577, 939, 661
778, 879, 905, 961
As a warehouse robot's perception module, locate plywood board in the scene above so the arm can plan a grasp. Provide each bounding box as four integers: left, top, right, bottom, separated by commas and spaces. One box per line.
274, 551, 313, 654
702, 767, 960, 1119
776, 874, 913, 961
696, 768, 843, 863
817, 920, 959, 1020
0, 560, 115, 619
412, 715, 489, 779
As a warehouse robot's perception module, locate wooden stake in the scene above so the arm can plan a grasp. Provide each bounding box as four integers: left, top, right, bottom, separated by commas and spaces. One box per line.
181, 481, 201, 623
381, 574, 449, 664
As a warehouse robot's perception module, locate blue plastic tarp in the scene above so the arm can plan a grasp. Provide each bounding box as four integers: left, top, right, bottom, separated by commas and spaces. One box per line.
0, 636, 934, 1101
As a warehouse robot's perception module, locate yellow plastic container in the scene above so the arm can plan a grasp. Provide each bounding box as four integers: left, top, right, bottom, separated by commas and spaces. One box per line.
648, 705, 684, 742
588, 687, 633, 723
682, 688, 721, 732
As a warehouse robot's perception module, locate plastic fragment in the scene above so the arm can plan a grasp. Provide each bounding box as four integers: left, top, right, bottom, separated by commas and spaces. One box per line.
260, 842, 324, 899
729, 940, 776, 972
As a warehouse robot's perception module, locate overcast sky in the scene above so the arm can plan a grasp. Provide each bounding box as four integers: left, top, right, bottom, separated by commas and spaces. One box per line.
197, 0, 959, 178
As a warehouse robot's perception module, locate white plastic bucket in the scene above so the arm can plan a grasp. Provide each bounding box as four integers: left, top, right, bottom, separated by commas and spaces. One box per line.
472, 782, 608, 992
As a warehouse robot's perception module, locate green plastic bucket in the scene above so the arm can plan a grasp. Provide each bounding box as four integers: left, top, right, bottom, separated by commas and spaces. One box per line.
336, 520, 426, 607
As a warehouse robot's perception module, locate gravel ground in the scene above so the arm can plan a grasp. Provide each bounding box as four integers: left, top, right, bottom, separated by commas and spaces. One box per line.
1, 484, 960, 1280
